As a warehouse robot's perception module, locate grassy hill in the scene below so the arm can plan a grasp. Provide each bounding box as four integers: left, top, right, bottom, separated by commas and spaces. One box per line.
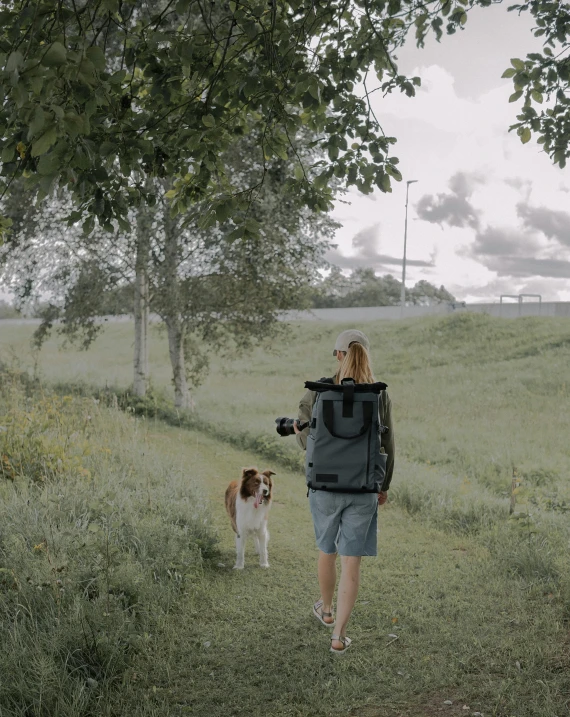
2, 312, 569, 523
1, 366, 569, 717
2, 313, 570, 715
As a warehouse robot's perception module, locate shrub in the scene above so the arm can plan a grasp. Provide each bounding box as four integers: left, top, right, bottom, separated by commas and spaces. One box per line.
0, 371, 217, 716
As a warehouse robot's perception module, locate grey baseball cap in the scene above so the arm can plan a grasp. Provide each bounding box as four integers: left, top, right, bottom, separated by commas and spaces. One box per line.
333, 329, 370, 356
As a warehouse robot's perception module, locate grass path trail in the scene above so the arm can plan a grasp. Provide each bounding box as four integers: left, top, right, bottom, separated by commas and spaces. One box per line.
115, 424, 567, 717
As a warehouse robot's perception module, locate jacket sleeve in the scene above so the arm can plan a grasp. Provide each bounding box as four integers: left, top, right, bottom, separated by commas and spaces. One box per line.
380, 391, 395, 491
295, 388, 315, 451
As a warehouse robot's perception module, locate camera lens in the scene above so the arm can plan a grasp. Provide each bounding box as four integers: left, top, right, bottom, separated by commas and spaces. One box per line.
275, 417, 295, 437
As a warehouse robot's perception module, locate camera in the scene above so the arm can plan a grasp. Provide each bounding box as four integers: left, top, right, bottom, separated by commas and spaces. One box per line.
275, 417, 309, 437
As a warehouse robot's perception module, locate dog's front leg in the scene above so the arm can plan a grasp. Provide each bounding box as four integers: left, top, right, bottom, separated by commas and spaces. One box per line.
258, 526, 270, 569
234, 531, 245, 570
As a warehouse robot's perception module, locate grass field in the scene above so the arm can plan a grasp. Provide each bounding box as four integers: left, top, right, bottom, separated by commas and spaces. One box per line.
2, 313, 570, 516
1, 313, 570, 716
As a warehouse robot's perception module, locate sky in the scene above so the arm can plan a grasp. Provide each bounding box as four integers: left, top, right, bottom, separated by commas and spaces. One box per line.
328, 3, 570, 303
1, 5, 568, 307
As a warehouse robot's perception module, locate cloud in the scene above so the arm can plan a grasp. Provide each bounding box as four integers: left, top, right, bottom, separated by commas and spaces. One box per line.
416, 171, 483, 229
417, 194, 480, 229
453, 276, 570, 302
465, 224, 570, 279
329, 51, 570, 301
484, 256, 570, 279
469, 226, 540, 257
517, 204, 570, 247
325, 223, 434, 271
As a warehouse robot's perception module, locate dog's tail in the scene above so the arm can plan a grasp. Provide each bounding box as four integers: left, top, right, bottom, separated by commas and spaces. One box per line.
225, 481, 239, 534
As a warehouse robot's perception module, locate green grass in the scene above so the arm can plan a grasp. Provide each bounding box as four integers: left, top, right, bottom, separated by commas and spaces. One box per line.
2, 314, 570, 715
106, 424, 570, 717
0, 374, 217, 716
3, 312, 570, 524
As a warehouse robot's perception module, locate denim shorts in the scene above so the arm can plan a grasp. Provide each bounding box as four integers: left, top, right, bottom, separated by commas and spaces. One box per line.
308, 490, 378, 557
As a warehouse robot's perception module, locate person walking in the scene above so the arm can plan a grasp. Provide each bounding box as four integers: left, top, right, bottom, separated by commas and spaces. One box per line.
294, 329, 395, 654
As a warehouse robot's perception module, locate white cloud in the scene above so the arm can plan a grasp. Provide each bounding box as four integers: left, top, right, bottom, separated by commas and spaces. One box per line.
330, 45, 569, 302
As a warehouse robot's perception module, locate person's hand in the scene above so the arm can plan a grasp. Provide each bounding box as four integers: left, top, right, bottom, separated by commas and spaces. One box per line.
378, 491, 388, 506
293, 420, 301, 434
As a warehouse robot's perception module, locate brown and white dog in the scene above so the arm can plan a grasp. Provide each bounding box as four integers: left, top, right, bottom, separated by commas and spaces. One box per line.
225, 467, 275, 570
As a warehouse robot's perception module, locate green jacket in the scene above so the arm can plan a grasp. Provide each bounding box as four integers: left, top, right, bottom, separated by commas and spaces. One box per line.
296, 377, 395, 491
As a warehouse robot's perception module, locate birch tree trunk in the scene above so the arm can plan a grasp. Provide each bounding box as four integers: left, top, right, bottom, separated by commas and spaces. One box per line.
162, 209, 192, 409
166, 318, 191, 409
133, 261, 149, 397
133, 206, 150, 397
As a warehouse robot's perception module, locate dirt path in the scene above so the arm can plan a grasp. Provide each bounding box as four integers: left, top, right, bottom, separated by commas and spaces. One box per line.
117, 425, 566, 717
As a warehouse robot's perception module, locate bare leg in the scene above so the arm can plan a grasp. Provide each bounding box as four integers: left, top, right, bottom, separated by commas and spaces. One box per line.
332, 555, 361, 649
317, 551, 337, 623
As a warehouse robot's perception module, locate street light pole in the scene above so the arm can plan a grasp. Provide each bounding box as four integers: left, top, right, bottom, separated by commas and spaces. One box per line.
400, 179, 418, 318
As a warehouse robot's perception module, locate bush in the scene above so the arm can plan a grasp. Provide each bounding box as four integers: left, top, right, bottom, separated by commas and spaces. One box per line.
0, 371, 217, 716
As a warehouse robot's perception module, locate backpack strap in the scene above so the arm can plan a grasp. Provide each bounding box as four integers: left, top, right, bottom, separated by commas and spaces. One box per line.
340, 378, 355, 417
323, 400, 374, 440
379, 389, 389, 435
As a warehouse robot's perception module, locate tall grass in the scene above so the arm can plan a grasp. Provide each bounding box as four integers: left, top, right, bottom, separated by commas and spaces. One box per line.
0, 371, 217, 716
3, 312, 569, 544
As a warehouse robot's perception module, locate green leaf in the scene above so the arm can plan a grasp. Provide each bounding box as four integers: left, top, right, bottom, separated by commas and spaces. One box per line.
109, 69, 127, 85
510, 58, 525, 71
245, 217, 261, 233
501, 68, 516, 79
82, 216, 95, 235
31, 126, 57, 156
28, 107, 45, 139
379, 173, 392, 192
508, 90, 523, 103
100, 141, 116, 157
117, 216, 131, 233
63, 112, 85, 138
202, 114, 215, 127
37, 152, 60, 175
1, 144, 15, 162
520, 127, 532, 144
531, 90, 543, 104
215, 199, 233, 223
86, 46, 106, 71
6, 51, 23, 73
42, 42, 67, 67
327, 145, 339, 161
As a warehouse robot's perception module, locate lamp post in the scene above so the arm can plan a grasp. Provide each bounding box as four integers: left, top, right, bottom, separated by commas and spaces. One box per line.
400, 179, 418, 318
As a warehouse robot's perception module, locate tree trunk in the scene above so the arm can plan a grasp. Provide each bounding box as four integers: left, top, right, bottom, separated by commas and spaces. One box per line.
133, 262, 149, 397
161, 207, 192, 409
133, 206, 150, 397
166, 319, 191, 409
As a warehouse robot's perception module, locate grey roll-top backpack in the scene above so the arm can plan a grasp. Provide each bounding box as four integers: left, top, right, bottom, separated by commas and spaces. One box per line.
305, 378, 389, 493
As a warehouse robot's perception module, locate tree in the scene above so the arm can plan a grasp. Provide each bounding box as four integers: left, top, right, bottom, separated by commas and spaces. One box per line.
0, 1, 567, 248
0, 0, 423, 239
308, 268, 455, 307
505, 2, 570, 167
1, 154, 336, 407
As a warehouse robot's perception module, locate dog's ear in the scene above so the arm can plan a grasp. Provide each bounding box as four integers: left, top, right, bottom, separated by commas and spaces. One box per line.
262, 470, 276, 478
242, 467, 258, 479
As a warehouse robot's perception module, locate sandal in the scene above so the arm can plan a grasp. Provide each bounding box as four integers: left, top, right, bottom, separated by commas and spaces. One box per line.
330, 635, 352, 654
313, 599, 335, 627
